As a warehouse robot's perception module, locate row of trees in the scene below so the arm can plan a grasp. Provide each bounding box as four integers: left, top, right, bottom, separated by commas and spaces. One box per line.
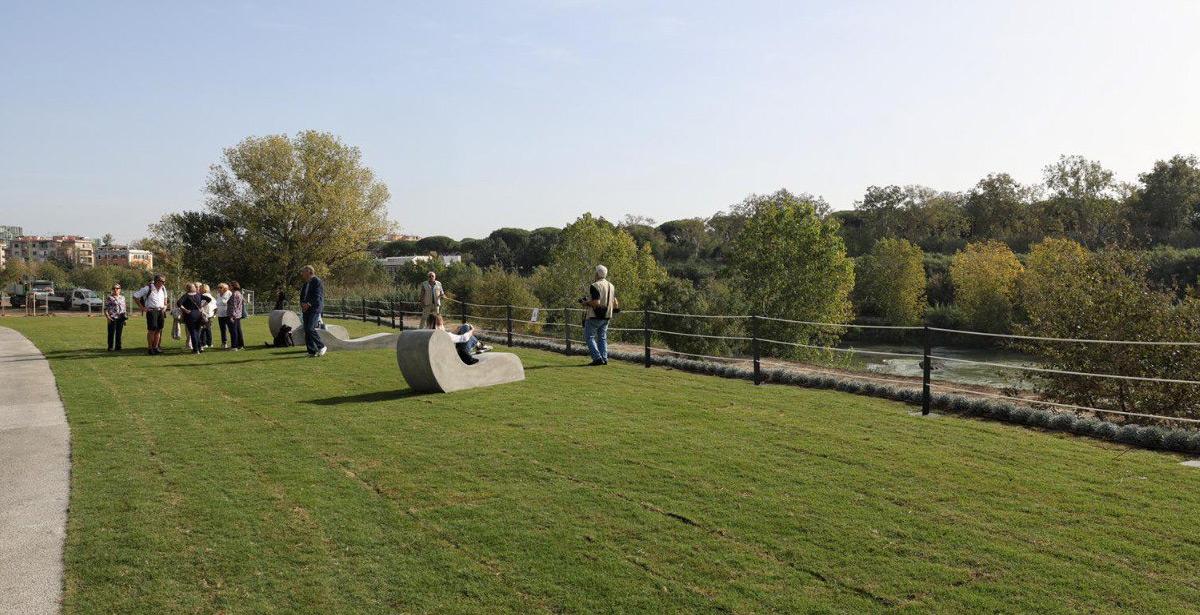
373, 154, 1200, 275
837, 154, 1200, 254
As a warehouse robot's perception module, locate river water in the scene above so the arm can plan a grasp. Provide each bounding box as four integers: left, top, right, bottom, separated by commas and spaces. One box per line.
837, 342, 1040, 390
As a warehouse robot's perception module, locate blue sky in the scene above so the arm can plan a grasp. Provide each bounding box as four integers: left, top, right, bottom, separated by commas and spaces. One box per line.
1, 0, 1198, 242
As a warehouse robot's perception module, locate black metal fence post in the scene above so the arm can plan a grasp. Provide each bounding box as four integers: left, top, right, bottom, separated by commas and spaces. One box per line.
341, 298, 347, 319
360, 298, 366, 322
460, 300, 467, 326
389, 300, 395, 328
563, 307, 571, 355
922, 325, 932, 415
375, 301, 381, 326
751, 314, 762, 385
642, 309, 651, 367
398, 302, 405, 331
506, 304, 513, 346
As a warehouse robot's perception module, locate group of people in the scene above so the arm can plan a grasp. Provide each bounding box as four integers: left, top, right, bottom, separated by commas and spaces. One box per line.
103, 274, 247, 355
101, 263, 619, 367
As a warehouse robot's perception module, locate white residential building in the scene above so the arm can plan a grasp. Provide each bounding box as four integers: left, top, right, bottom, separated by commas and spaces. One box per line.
96, 245, 154, 269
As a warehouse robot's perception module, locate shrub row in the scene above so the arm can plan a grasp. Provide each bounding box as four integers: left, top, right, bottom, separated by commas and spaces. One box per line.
473, 332, 1200, 455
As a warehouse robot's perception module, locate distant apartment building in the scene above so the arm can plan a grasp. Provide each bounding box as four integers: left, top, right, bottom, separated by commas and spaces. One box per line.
376, 255, 431, 272
0, 225, 22, 241
0, 240, 7, 270
96, 245, 154, 269
375, 253, 461, 273
381, 233, 421, 242
6, 235, 95, 268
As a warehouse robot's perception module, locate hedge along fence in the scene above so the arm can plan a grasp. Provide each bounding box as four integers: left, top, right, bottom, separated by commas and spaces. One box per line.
468, 329, 1200, 457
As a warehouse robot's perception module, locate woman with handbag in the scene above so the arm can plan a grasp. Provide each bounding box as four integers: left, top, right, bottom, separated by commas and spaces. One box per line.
104, 284, 127, 351
176, 283, 211, 355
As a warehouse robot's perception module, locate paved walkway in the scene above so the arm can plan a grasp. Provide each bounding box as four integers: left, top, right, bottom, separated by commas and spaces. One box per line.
0, 326, 69, 614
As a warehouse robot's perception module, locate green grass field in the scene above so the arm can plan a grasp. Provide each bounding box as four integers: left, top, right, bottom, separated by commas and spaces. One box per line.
6, 316, 1200, 613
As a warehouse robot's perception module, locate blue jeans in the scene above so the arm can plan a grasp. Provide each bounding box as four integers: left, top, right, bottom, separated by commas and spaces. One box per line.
456, 324, 478, 353
584, 318, 608, 362
303, 310, 325, 355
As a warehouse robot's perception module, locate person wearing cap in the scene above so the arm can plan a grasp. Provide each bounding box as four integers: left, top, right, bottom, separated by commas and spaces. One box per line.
132, 274, 169, 355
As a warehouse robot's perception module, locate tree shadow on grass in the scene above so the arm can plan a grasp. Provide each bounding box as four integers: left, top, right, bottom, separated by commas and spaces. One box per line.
159, 355, 309, 367
36, 347, 309, 364
304, 389, 424, 405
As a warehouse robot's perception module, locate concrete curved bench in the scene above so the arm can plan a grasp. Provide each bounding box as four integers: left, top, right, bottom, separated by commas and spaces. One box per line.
268, 309, 351, 346
396, 329, 524, 393
315, 329, 399, 351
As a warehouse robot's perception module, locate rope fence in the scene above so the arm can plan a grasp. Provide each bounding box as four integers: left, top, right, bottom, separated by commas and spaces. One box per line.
263, 293, 1200, 429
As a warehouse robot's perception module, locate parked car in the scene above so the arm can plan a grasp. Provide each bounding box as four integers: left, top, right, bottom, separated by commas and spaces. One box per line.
60, 288, 104, 311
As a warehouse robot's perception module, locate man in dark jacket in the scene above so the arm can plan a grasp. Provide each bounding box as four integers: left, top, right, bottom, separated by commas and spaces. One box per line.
299, 265, 326, 357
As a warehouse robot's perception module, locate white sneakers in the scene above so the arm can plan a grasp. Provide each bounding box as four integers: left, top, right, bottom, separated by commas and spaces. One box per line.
317, 346, 327, 357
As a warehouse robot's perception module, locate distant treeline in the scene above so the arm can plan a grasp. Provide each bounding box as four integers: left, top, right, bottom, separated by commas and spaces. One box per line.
378, 153, 1200, 293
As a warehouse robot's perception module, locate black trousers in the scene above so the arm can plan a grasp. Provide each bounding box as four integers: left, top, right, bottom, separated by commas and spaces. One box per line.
186, 322, 204, 353
228, 318, 244, 348
200, 321, 213, 347
217, 316, 230, 345
107, 318, 125, 350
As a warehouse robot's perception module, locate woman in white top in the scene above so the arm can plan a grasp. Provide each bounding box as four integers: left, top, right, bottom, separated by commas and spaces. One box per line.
199, 283, 217, 349
213, 282, 233, 348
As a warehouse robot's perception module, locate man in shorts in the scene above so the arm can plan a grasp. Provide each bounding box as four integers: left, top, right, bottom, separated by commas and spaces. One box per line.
419, 271, 445, 328
133, 274, 169, 355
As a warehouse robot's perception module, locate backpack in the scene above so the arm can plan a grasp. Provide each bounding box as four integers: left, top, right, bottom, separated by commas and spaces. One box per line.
270, 325, 295, 347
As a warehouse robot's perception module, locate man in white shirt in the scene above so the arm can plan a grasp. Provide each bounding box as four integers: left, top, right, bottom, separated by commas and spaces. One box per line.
419, 271, 445, 328
132, 274, 169, 355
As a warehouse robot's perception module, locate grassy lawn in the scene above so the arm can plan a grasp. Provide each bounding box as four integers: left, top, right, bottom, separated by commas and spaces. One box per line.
5, 315, 1200, 614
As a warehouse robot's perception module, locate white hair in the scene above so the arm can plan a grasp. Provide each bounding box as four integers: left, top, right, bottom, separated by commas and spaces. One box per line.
594, 264, 608, 279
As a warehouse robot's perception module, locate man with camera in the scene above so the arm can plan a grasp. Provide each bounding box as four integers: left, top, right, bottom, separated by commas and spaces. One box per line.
580, 264, 618, 366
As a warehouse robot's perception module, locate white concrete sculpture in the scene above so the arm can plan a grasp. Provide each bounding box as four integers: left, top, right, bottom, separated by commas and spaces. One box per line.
268, 309, 306, 344
315, 329, 399, 350
268, 309, 369, 349
396, 329, 525, 393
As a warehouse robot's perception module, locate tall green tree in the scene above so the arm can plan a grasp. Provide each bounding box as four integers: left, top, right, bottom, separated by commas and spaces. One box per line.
1036, 155, 1127, 247
201, 130, 391, 294
963, 173, 1037, 249
533, 214, 666, 309
726, 189, 855, 348
949, 240, 1023, 333
1018, 241, 1200, 419
1127, 154, 1200, 245
854, 238, 926, 326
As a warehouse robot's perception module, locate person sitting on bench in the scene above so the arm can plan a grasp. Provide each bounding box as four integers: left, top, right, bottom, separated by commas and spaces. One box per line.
434, 316, 491, 364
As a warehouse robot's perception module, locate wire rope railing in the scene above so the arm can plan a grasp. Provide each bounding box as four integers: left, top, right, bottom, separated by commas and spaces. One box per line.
309, 293, 1200, 430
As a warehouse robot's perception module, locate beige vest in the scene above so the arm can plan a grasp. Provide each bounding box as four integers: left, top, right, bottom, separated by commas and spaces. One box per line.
590, 279, 615, 319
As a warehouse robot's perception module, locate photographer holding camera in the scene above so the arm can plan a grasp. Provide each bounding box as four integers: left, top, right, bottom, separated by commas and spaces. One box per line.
580, 264, 618, 366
